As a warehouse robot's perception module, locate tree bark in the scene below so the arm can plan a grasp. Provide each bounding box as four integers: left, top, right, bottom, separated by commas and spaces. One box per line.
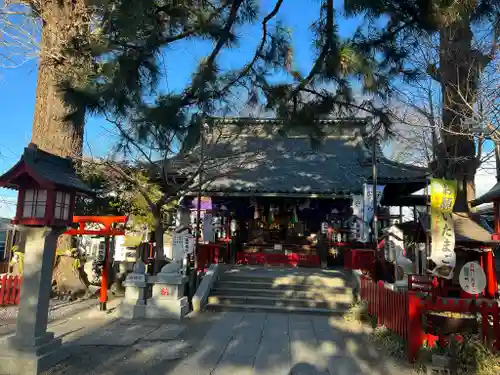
31, 0, 90, 158
31, 1, 91, 272
439, 15, 480, 211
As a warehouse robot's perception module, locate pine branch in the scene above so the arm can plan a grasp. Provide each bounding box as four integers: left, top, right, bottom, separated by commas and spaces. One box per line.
218, 0, 285, 94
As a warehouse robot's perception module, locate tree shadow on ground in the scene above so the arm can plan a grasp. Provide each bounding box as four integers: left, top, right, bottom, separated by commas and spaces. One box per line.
38, 308, 419, 375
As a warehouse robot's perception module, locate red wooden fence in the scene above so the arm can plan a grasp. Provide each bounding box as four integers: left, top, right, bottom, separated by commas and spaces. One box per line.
360, 277, 409, 340
0, 274, 22, 306
344, 249, 375, 274
360, 276, 500, 362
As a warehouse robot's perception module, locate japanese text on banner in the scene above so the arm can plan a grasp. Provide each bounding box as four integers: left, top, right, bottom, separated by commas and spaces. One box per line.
429, 178, 457, 279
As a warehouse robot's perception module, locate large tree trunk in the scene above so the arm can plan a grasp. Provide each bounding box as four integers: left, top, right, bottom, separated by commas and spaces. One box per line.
439, 15, 480, 211
31, 0, 90, 158
31, 1, 91, 273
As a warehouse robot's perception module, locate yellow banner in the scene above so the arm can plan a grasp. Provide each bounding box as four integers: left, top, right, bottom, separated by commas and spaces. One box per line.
430, 178, 457, 279
430, 178, 457, 212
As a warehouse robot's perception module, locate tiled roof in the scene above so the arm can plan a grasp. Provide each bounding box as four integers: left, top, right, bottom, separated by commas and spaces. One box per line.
0, 145, 92, 194
178, 119, 427, 195
470, 182, 500, 207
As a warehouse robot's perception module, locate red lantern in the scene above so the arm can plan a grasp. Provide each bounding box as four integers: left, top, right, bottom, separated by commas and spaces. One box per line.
0, 143, 92, 227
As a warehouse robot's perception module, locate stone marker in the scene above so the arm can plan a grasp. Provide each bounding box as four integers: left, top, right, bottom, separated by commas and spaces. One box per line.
119, 259, 147, 319
146, 260, 189, 319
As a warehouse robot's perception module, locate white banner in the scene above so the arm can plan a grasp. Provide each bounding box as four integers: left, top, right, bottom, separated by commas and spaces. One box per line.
351, 195, 363, 219
361, 184, 385, 242
430, 211, 456, 279
384, 225, 404, 262
350, 195, 364, 241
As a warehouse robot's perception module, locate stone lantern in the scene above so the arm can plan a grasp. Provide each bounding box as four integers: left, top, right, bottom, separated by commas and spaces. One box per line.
0, 143, 92, 375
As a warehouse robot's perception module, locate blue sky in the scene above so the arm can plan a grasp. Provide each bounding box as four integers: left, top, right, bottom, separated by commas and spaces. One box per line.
0, 2, 496, 217
0, 1, 363, 217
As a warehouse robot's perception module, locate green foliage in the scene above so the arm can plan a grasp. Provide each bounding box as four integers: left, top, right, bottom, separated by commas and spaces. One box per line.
75, 159, 168, 229
58, 0, 410, 154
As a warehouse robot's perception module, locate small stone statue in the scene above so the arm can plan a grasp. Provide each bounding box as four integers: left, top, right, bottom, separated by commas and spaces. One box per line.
133, 259, 146, 274
160, 259, 182, 275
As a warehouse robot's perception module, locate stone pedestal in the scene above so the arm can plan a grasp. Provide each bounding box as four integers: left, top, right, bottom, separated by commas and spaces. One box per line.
119, 273, 147, 319
0, 226, 69, 375
119, 260, 147, 319
146, 270, 189, 319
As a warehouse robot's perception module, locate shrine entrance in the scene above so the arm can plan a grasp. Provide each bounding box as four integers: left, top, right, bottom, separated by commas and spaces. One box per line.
65, 216, 127, 310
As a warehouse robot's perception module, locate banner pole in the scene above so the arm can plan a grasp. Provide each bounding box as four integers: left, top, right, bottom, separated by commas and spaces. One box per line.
372, 134, 378, 244
424, 175, 431, 275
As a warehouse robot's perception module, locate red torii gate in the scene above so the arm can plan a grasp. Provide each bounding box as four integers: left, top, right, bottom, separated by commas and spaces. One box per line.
65, 216, 127, 311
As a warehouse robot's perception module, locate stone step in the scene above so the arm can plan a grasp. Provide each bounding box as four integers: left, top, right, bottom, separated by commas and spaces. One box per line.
205, 302, 346, 316
215, 280, 349, 291
207, 294, 352, 310
217, 273, 350, 287
211, 287, 352, 299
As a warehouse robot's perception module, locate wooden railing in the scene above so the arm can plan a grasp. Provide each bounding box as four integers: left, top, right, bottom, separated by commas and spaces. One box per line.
197, 243, 229, 272
344, 248, 375, 275
0, 274, 22, 306
360, 275, 500, 362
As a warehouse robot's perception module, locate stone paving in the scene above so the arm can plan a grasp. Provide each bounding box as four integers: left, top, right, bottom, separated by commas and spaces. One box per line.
40, 311, 420, 375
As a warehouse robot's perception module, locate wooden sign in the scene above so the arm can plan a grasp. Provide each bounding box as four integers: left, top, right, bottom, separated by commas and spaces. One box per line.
459, 261, 486, 295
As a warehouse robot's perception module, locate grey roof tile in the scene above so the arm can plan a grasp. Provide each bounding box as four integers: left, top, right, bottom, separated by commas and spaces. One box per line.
186, 130, 426, 195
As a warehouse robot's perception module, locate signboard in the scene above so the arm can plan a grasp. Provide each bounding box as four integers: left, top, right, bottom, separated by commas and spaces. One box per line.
192, 196, 212, 211
184, 234, 194, 255
274, 244, 283, 251
97, 241, 106, 262
113, 236, 126, 262
430, 178, 457, 279
173, 232, 194, 259
126, 274, 145, 283
459, 262, 486, 295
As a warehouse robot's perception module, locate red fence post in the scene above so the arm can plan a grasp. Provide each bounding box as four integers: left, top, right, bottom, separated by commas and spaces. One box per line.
377, 280, 384, 326
8, 275, 17, 305
5, 275, 12, 305
407, 292, 424, 362
0, 274, 5, 306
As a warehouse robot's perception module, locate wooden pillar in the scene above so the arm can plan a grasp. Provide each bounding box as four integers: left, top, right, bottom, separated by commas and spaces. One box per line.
484, 250, 498, 298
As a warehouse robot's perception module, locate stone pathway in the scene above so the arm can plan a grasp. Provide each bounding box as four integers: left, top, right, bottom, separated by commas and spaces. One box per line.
41, 311, 420, 375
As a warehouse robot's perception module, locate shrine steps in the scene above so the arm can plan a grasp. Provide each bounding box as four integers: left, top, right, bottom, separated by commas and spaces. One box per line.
205, 266, 354, 315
